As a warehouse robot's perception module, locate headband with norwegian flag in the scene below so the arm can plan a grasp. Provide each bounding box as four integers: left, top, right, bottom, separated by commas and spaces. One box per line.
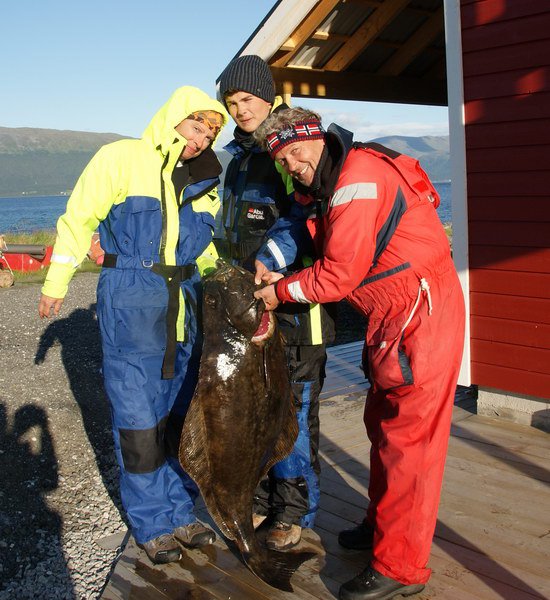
266, 119, 325, 158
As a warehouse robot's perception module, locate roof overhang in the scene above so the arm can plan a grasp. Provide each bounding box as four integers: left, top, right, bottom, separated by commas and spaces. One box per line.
218, 0, 447, 106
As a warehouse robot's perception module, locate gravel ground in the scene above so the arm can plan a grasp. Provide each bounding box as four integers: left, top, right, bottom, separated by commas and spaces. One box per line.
0, 272, 366, 599
0, 273, 126, 600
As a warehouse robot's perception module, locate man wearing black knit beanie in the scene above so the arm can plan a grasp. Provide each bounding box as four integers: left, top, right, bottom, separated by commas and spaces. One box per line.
217, 55, 337, 551
219, 54, 275, 107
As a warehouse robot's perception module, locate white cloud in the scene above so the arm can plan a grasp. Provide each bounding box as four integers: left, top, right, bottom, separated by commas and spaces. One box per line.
312, 109, 449, 140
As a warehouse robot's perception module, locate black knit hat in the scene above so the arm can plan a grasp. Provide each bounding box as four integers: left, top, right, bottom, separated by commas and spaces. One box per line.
218, 55, 275, 106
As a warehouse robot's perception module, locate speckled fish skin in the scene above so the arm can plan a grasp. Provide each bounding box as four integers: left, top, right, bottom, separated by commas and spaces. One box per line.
178, 260, 309, 591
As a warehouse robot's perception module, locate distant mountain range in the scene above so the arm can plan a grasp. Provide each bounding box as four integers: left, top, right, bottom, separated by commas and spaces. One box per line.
369, 135, 450, 183
0, 127, 449, 196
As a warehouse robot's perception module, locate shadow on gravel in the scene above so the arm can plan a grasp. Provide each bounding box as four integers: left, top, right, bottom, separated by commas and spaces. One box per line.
0, 403, 74, 597
34, 303, 125, 524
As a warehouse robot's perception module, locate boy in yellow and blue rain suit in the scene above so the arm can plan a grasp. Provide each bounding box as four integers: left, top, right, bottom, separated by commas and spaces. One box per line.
38, 87, 229, 564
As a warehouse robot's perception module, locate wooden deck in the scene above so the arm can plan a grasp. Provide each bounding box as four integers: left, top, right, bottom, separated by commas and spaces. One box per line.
100, 342, 550, 600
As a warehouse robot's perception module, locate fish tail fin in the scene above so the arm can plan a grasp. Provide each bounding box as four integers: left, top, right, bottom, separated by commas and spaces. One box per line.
244, 548, 315, 592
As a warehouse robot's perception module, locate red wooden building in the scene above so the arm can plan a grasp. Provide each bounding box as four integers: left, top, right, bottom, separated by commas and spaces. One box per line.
220, 0, 550, 428
460, 0, 550, 417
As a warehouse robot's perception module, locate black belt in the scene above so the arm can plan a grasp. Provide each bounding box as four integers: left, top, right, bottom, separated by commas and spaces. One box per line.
103, 253, 196, 380
102, 253, 118, 268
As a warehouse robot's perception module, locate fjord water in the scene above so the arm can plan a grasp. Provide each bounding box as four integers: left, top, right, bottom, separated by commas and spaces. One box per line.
0, 182, 451, 234
1, 195, 70, 234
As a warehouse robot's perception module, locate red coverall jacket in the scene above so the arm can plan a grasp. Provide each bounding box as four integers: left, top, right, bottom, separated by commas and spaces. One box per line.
274, 126, 465, 585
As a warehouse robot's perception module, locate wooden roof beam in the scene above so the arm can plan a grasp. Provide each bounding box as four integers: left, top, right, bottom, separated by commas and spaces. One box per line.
349, 0, 436, 17
346, 0, 383, 7
315, 33, 402, 49
280, 39, 296, 52
271, 66, 448, 105
271, 0, 341, 68
312, 31, 350, 43
323, 0, 412, 72
378, 7, 445, 76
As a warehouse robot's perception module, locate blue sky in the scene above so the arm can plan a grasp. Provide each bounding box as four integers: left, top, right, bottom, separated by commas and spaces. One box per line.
1, 0, 448, 147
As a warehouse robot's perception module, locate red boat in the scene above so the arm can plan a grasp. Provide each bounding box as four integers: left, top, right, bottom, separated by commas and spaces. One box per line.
0, 233, 103, 274
0, 242, 53, 272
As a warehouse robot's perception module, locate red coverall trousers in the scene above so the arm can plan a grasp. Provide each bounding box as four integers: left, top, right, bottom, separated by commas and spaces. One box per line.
360, 257, 465, 585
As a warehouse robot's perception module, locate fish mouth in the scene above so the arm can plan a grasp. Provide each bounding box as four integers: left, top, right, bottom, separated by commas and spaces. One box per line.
251, 309, 275, 344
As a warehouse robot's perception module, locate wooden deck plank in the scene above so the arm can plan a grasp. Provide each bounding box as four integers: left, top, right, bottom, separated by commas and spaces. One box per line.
310, 412, 549, 599
101, 542, 212, 600
451, 416, 550, 460
304, 536, 547, 600
100, 564, 172, 600
101, 342, 550, 600
316, 403, 550, 600
320, 382, 369, 399
319, 454, 550, 557
316, 490, 550, 599
441, 461, 550, 522
304, 517, 549, 600
321, 474, 550, 560
431, 540, 550, 600
116, 537, 278, 600
315, 397, 365, 436
447, 435, 550, 483
321, 342, 369, 399
320, 428, 369, 453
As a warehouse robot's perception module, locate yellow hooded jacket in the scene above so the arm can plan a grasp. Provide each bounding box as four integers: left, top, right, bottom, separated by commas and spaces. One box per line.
42, 86, 229, 299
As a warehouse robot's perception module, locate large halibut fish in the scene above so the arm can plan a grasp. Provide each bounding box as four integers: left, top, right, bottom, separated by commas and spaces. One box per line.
178, 261, 312, 591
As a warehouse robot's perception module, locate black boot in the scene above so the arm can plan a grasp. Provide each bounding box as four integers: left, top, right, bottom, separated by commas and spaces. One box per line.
338, 520, 374, 550
339, 566, 425, 600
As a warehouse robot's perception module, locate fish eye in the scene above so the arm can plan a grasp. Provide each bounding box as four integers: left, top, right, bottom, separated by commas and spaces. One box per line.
205, 294, 217, 307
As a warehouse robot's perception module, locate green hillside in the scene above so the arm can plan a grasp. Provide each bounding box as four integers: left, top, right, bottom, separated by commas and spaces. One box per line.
0, 127, 128, 196
0, 127, 449, 196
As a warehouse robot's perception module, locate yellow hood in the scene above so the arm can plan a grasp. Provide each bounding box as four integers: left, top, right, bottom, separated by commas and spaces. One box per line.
142, 86, 229, 155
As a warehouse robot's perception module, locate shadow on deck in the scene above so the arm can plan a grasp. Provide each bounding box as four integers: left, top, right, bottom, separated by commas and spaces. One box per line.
100, 342, 550, 600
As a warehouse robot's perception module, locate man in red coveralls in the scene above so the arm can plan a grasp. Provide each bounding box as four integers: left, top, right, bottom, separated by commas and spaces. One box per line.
252, 107, 465, 600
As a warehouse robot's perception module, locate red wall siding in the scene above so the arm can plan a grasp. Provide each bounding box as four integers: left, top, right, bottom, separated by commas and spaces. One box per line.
461, 0, 550, 399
